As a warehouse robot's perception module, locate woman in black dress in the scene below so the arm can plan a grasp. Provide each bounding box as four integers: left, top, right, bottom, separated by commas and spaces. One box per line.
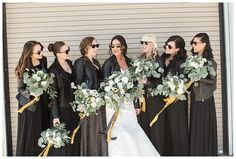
189, 33, 217, 156
48, 41, 79, 156
15, 41, 50, 156
137, 34, 165, 155
161, 35, 189, 156
73, 37, 108, 156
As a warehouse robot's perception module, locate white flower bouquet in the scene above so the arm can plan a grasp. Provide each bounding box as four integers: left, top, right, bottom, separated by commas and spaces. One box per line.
70, 82, 105, 144
150, 73, 189, 127
151, 73, 188, 100
23, 68, 57, 99
181, 55, 216, 85
18, 68, 57, 113
100, 70, 144, 110
71, 82, 105, 117
129, 58, 164, 81
38, 123, 70, 156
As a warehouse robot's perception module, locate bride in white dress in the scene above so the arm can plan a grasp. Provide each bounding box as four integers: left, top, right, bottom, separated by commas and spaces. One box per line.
102, 35, 160, 156
106, 102, 160, 156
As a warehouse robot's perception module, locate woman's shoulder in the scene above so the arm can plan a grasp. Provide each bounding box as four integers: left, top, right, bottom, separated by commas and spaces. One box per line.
103, 55, 114, 65
74, 56, 86, 65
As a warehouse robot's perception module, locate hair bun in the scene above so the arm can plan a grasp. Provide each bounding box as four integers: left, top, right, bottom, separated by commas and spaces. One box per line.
48, 43, 54, 52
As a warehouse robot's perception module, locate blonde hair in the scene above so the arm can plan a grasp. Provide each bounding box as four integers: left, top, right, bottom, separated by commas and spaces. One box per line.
140, 34, 159, 59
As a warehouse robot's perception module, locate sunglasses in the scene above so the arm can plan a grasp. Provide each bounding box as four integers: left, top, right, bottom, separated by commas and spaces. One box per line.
59, 47, 70, 54
190, 41, 201, 46
163, 44, 172, 50
110, 45, 121, 48
140, 41, 151, 45
91, 44, 99, 49
34, 50, 42, 55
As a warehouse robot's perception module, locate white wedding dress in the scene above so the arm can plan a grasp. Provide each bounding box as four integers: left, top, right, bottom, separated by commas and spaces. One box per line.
106, 101, 160, 156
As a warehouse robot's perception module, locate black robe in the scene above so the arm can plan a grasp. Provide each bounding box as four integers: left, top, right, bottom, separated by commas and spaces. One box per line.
48, 58, 79, 156
16, 56, 50, 156
161, 53, 189, 156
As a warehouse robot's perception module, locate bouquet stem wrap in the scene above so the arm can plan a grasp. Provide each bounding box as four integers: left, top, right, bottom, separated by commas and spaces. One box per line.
17, 96, 40, 113
107, 109, 120, 142
38, 143, 52, 156
150, 80, 193, 127
139, 95, 146, 112
70, 113, 85, 144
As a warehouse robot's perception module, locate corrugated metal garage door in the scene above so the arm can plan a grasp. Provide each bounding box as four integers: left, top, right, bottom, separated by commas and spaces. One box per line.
5, 3, 223, 155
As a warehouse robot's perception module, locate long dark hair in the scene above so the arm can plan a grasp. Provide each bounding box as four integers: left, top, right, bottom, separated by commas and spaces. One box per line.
109, 35, 128, 56
190, 33, 214, 60
162, 35, 187, 60
15, 40, 44, 79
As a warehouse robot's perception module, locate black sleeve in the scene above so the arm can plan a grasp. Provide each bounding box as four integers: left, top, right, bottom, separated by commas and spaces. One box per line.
74, 59, 85, 85
17, 78, 30, 100
49, 69, 60, 119
199, 60, 217, 85
102, 59, 112, 79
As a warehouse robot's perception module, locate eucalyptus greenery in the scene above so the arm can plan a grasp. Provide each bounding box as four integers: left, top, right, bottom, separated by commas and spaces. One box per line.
71, 82, 105, 116
38, 123, 70, 149
100, 70, 144, 110
150, 73, 188, 101
129, 58, 164, 81
181, 55, 216, 85
23, 68, 57, 99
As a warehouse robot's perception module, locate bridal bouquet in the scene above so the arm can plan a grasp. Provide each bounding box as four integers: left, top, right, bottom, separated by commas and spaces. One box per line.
181, 55, 216, 86
38, 123, 70, 156
150, 73, 189, 126
129, 58, 164, 81
71, 82, 105, 117
18, 68, 57, 113
100, 70, 144, 110
100, 70, 144, 142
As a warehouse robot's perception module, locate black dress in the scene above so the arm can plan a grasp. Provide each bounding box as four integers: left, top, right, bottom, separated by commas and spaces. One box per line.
137, 56, 166, 155
16, 56, 50, 156
161, 53, 189, 156
190, 60, 218, 156
74, 56, 108, 156
48, 58, 79, 156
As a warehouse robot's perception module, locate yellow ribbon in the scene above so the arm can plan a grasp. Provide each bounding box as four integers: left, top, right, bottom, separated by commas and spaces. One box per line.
17, 96, 40, 113
38, 143, 52, 156
150, 80, 193, 127
139, 96, 146, 112
70, 113, 85, 144
107, 109, 120, 142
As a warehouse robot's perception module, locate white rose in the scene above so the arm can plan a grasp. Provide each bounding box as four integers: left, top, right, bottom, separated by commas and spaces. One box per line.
121, 76, 129, 84
114, 77, 120, 83
55, 136, 61, 143
104, 86, 111, 92
168, 82, 176, 91
90, 97, 96, 102
91, 102, 97, 108
41, 81, 47, 86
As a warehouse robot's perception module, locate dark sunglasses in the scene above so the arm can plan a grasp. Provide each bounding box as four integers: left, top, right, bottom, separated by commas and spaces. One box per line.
59, 47, 70, 54
110, 45, 121, 48
140, 41, 151, 45
163, 44, 172, 50
190, 41, 201, 46
91, 44, 99, 49
34, 50, 42, 55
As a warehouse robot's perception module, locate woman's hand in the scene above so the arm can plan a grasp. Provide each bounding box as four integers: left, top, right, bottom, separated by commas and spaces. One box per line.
53, 118, 60, 126
135, 108, 141, 115
139, 78, 147, 84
